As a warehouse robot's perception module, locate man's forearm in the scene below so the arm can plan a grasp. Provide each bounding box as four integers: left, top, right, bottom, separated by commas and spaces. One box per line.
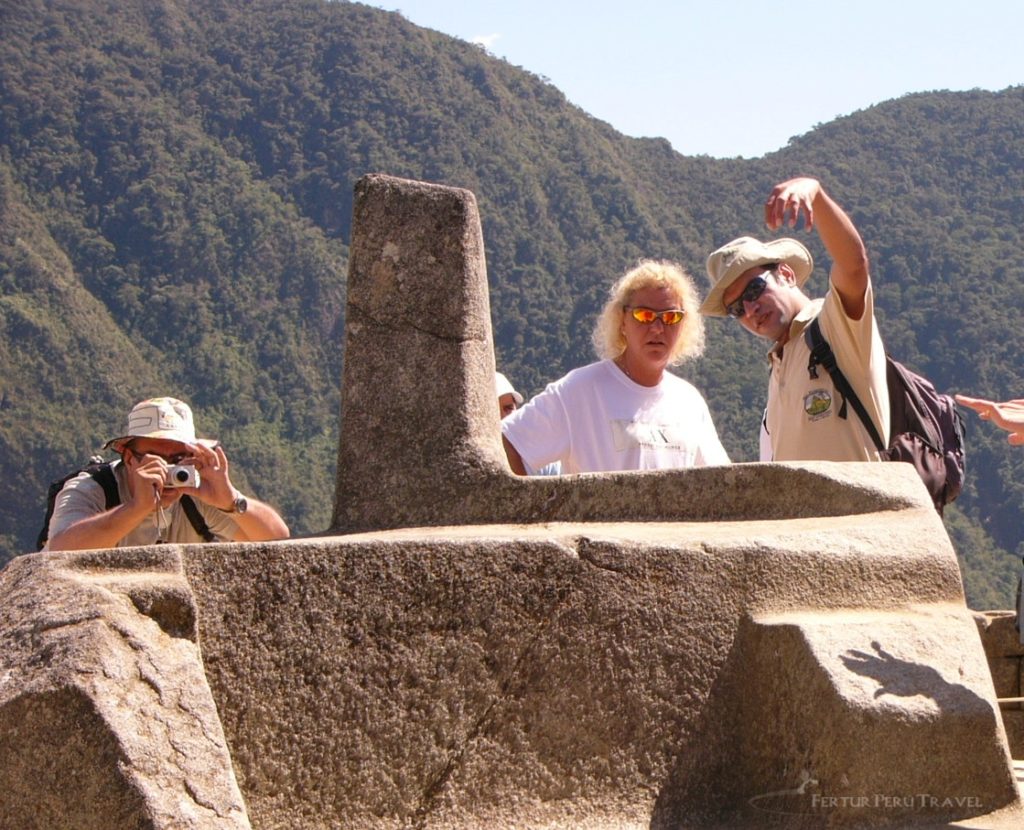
47, 502, 149, 551
230, 498, 290, 541
814, 188, 869, 318
502, 435, 528, 476
814, 189, 868, 273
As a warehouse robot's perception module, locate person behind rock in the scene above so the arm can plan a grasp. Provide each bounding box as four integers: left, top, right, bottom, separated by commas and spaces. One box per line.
496, 370, 560, 475
495, 371, 524, 420
501, 259, 729, 474
701, 177, 889, 462
45, 396, 290, 550
955, 395, 1024, 445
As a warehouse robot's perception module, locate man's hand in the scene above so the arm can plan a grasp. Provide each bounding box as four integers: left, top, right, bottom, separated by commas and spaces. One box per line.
955, 395, 1024, 445
766, 176, 869, 320
184, 443, 237, 511
123, 452, 168, 516
765, 177, 822, 231
47, 458, 162, 552
184, 442, 290, 541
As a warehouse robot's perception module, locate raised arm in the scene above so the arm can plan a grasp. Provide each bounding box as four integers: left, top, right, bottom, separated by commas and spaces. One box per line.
765, 177, 870, 319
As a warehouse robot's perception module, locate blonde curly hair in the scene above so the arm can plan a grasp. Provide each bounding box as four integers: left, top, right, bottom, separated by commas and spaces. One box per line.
591, 259, 706, 365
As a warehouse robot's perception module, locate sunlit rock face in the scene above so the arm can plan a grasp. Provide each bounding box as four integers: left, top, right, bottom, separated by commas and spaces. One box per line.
1, 174, 1019, 830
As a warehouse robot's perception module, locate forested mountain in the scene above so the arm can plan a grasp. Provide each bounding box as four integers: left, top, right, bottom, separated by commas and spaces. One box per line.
1, 0, 1022, 608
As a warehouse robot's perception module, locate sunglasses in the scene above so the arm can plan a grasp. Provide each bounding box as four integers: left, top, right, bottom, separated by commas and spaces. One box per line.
127, 444, 191, 465
725, 273, 771, 318
625, 306, 685, 326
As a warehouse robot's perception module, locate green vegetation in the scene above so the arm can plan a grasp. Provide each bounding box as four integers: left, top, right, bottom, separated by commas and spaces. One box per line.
1, 0, 1021, 608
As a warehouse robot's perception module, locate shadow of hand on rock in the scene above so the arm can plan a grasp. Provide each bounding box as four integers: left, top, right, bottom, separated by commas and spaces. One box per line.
841, 640, 987, 710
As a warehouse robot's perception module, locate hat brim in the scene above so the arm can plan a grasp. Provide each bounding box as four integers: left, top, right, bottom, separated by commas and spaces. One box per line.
700, 237, 814, 317
104, 434, 218, 453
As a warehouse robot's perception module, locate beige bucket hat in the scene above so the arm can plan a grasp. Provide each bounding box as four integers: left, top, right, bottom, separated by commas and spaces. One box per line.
104, 396, 216, 452
700, 236, 814, 317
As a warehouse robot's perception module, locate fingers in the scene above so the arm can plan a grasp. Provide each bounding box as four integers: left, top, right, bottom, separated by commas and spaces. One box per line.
187, 442, 217, 468
192, 445, 234, 509
765, 179, 816, 231
990, 403, 1024, 430
133, 456, 169, 481
954, 395, 999, 423
954, 394, 993, 413
190, 442, 229, 472
956, 395, 1024, 439
127, 461, 166, 508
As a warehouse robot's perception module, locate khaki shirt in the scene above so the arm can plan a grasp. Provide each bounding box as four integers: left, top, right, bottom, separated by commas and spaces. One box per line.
764, 284, 889, 462
45, 461, 239, 548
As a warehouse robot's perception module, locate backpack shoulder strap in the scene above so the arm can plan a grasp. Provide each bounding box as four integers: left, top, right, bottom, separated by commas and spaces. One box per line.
804, 317, 886, 452
180, 495, 217, 542
37, 461, 121, 550
90, 463, 120, 511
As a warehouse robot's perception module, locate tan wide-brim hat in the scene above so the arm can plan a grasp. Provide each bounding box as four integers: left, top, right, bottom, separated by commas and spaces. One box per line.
700, 236, 814, 317
104, 396, 217, 453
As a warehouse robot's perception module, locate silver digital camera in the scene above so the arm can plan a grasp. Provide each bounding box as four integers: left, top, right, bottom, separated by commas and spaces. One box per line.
166, 464, 200, 489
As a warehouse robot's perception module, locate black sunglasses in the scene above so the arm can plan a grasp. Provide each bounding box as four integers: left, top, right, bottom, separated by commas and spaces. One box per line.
126, 443, 190, 465
725, 272, 772, 318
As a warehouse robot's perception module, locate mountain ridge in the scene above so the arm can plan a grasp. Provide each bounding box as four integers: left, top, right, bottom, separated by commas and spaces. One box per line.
0, 0, 1021, 607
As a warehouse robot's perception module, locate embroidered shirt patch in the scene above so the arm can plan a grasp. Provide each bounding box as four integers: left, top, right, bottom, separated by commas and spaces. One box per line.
804, 389, 832, 421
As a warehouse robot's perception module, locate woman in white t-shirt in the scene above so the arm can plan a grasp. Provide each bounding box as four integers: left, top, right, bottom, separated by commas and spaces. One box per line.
502, 259, 729, 474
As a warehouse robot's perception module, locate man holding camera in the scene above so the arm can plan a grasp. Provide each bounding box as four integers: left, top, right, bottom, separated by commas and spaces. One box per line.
45, 396, 289, 550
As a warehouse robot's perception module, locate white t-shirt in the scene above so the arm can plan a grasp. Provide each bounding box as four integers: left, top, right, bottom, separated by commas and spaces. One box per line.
502, 359, 730, 474
44, 461, 239, 548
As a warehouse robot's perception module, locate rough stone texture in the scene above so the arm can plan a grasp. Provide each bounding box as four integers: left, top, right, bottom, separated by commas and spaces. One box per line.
976, 610, 1024, 759
1003, 711, 1024, 767
0, 548, 249, 830
4, 523, 1020, 829
974, 611, 1024, 660
181, 518, 1019, 830
661, 609, 1015, 828
2, 173, 1022, 829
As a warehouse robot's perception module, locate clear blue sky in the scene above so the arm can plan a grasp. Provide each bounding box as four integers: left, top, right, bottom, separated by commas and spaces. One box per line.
370, 0, 1023, 158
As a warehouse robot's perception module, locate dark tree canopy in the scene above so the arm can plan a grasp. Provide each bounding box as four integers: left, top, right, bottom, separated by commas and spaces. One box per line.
1, 0, 1021, 608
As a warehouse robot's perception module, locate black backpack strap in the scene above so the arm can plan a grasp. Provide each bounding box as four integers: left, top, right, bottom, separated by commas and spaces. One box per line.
91, 463, 120, 511
804, 317, 886, 452
180, 495, 217, 542
37, 461, 121, 550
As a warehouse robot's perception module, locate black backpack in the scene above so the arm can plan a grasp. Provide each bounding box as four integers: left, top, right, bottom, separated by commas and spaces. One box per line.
804, 317, 966, 514
38, 458, 214, 549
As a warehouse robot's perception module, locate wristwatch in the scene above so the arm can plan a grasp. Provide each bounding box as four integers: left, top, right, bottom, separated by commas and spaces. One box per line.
230, 493, 248, 515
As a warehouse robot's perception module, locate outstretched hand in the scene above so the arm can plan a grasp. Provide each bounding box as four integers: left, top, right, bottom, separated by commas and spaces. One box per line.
955, 395, 1024, 445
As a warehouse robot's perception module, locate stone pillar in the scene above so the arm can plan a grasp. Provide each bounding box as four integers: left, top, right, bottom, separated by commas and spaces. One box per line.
333, 174, 507, 532
330, 174, 942, 534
